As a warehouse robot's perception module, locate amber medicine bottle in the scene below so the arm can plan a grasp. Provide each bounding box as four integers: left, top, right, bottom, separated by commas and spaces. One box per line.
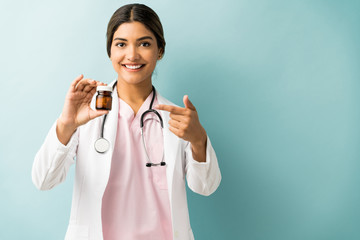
96, 86, 113, 110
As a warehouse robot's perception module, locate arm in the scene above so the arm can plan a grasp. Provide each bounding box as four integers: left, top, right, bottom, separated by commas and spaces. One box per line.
156, 95, 221, 196
32, 74, 108, 190
32, 121, 79, 190
185, 136, 221, 196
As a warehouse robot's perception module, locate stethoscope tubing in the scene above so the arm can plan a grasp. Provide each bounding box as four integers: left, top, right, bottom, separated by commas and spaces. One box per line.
95, 81, 166, 167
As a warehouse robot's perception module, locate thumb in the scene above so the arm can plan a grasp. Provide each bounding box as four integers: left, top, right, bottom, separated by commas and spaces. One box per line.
183, 95, 196, 111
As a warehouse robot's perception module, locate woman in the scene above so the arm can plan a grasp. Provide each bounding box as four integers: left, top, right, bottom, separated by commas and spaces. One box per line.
32, 4, 221, 240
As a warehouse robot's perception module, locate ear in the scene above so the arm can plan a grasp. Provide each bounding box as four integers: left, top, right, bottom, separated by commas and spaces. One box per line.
158, 49, 164, 60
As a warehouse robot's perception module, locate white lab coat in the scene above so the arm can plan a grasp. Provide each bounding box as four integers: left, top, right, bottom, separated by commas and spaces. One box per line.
32, 84, 221, 240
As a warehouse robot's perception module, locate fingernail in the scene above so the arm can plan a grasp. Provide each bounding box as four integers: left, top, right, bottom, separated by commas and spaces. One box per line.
154, 105, 160, 109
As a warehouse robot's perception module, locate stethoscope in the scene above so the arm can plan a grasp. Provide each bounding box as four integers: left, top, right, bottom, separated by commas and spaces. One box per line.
94, 81, 166, 167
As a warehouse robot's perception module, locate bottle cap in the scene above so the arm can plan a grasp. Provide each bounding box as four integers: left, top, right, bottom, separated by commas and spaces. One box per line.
96, 85, 113, 92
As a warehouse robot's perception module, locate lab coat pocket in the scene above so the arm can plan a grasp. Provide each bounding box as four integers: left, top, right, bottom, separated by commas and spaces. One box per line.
65, 224, 89, 240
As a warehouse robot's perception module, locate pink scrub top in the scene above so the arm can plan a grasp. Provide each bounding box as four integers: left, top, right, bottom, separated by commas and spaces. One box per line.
101, 91, 173, 240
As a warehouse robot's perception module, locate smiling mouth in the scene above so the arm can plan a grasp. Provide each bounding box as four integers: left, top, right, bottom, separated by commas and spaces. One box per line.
122, 64, 145, 70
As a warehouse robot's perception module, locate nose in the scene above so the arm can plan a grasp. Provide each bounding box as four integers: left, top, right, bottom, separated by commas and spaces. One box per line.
126, 45, 140, 62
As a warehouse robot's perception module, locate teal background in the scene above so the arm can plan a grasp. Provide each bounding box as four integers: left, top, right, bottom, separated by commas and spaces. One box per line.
0, 0, 359, 239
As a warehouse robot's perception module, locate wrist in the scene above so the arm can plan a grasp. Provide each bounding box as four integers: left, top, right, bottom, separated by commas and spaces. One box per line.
57, 116, 78, 133
190, 131, 207, 151
56, 118, 77, 145
190, 133, 207, 163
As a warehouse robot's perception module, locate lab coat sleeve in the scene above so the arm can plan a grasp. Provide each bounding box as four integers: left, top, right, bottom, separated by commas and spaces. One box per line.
185, 135, 221, 196
32, 121, 79, 191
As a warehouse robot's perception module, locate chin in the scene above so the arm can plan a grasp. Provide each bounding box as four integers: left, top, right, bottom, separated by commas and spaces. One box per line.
117, 75, 151, 86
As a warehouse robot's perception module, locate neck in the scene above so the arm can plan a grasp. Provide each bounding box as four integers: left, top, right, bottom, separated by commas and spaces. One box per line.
116, 79, 153, 115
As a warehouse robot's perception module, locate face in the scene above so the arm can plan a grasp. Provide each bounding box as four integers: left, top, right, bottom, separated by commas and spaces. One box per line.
110, 21, 161, 86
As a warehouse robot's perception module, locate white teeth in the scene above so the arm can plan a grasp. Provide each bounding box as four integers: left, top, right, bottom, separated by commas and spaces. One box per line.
125, 65, 143, 69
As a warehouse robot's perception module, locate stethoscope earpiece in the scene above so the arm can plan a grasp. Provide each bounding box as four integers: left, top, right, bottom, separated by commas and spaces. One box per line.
146, 162, 166, 167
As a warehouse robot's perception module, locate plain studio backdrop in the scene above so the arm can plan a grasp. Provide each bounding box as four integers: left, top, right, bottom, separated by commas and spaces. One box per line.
0, 0, 359, 239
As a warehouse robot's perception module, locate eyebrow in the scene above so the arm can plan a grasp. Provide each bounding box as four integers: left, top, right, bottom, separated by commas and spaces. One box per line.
113, 36, 154, 41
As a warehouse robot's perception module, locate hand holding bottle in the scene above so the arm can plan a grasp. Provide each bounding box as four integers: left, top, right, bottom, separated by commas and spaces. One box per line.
57, 74, 108, 145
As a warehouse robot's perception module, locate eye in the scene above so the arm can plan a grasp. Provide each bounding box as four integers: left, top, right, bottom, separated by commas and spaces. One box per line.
140, 42, 151, 47
116, 42, 125, 47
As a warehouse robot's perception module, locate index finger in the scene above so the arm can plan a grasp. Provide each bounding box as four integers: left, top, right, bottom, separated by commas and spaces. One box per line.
71, 74, 84, 89
155, 104, 185, 114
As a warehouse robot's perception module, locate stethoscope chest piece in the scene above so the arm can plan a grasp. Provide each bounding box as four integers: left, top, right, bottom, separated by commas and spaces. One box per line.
94, 138, 110, 153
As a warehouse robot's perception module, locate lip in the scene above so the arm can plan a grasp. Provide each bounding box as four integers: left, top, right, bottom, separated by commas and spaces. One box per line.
121, 64, 145, 72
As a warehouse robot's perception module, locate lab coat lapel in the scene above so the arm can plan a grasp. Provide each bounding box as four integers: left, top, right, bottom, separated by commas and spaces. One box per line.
157, 93, 177, 207
103, 82, 119, 158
